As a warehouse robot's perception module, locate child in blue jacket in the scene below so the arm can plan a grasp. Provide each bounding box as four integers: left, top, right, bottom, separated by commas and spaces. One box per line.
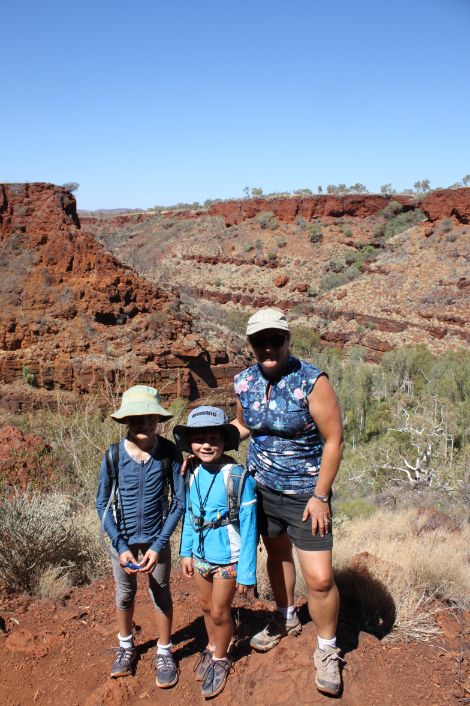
96, 385, 185, 688
174, 406, 257, 699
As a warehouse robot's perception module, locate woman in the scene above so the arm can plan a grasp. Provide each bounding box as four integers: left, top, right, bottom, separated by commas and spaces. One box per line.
231, 308, 344, 696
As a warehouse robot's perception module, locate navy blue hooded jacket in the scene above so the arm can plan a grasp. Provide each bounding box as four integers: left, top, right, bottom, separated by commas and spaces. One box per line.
96, 437, 185, 555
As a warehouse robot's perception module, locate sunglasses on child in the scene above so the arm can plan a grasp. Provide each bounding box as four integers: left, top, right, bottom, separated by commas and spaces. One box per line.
248, 332, 288, 349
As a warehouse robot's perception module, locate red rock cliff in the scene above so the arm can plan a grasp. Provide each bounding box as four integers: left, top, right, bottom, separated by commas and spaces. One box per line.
0, 183, 239, 411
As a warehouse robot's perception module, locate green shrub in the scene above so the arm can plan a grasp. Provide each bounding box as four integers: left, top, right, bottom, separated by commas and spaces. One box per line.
22, 365, 35, 386
255, 211, 278, 230
290, 326, 320, 358
328, 259, 345, 273
441, 219, 453, 233
345, 264, 361, 281
375, 206, 426, 241
335, 497, 376, 520
320, 272, 349, 291
307, 223, 323, 243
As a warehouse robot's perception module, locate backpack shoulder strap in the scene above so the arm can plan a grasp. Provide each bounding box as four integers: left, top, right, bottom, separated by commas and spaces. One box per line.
105, 442, 120, 483
156, 436, 176, 482
225, 464, 247, 523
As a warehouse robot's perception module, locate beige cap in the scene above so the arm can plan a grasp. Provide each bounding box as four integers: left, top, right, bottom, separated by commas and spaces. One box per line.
246, 308, 290, 336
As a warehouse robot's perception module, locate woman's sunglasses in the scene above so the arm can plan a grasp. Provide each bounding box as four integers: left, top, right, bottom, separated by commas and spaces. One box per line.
249, 333, 288, 349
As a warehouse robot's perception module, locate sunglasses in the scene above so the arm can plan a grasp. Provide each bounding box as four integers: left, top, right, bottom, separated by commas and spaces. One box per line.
249, 333, 288, 349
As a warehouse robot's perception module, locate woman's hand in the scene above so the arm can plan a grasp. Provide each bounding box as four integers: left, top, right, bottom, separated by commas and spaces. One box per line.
302, 497, 332, 537
181, 557, 194, 578
138, 549, 159, 573
180, 454, 195, 476
119, 550, 140, 574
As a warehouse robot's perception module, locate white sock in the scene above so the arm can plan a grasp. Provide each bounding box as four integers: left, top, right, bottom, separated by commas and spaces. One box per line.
212, 654, 229, 661
317, 635, 337, 651
118, 633, 133, 649
157, 641, 172, 655
276, 605, 296, 620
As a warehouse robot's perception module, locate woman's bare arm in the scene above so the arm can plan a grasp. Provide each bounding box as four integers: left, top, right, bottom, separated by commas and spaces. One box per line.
302, 374, 344, 535
231, 399, 251, 441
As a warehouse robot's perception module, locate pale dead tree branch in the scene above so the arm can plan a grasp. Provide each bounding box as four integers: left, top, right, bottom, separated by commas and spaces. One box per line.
368, 397, 457, 489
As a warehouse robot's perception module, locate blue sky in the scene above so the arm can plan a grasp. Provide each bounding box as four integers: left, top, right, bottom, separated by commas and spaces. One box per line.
2, 0, 469, 209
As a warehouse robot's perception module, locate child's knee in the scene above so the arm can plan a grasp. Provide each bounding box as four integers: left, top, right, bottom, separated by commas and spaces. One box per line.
210, 605, 231, 625
115, 590, 136, 611
199, 595, 211, 613
148, 584, 173, 614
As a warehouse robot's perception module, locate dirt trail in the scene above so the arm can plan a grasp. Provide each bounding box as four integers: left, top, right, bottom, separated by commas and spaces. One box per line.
1, 572, 468, 706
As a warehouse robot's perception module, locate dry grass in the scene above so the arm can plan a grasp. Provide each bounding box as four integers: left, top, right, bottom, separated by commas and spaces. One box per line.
334, 508, 470, 641
34, 566, 73, 600
255, 507, 470, 642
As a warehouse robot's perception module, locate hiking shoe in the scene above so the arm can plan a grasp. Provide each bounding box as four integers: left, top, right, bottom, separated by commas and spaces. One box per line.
155, 653, 179, 688
194, 648, 214, 682
110, 646, 137, 677
313, 646, 344, 695
249, 611, 302, 652
201, 657, 232, 699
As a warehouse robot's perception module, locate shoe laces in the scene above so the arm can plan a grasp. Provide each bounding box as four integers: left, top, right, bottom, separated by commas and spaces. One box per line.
156, 654, 175, 671
212, 657, 232, 678
106, 646, 134, 663
319, 648, 344, 668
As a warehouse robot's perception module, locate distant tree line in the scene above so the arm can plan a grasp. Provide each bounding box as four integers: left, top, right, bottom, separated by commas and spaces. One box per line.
147, 174, 469, 212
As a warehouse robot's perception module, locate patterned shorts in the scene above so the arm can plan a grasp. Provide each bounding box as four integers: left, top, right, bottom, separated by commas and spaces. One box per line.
193, 557, 238, 580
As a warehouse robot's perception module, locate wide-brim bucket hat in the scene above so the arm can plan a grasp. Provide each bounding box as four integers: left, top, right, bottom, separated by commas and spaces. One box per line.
110, 385, 173, 423
173, 405, 240, 452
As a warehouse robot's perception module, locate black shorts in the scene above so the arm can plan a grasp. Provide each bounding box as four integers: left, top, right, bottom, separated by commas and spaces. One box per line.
256, 482, 333, 552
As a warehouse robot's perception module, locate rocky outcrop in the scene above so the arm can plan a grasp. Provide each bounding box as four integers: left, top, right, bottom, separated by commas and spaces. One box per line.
209, 193, 417, 227
421, 187, 470, 222
0, 183, 241, 411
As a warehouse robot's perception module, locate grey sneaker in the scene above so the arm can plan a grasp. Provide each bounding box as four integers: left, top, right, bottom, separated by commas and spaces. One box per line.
201, 657, 232, 699
155, 653, 179, 688
249, 611, 302, 652
194, 648, 214, 682
110, 646, 137, 677
313, 646, 344, 695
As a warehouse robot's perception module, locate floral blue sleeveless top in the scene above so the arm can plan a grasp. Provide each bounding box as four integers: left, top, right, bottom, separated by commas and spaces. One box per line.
234, 356, 324, 494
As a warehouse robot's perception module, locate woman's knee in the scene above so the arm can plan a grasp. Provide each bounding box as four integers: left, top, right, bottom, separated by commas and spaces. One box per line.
305, 572, 335, 594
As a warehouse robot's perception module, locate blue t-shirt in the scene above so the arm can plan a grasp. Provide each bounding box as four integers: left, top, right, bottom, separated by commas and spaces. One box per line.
234, 356, 324, 494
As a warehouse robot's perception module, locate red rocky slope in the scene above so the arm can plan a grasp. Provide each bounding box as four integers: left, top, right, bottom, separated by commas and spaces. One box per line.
0, 183, 241, 411
83, 189, 470, 361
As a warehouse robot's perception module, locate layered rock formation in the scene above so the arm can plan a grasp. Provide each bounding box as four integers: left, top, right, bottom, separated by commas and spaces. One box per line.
0, 183, 241, 411
83, 189, 470, 362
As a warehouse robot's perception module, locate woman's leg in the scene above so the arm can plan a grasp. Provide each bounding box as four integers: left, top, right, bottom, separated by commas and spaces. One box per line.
295, 548, 339, 639
262, 532, 296, 608
210, 577, 237, 658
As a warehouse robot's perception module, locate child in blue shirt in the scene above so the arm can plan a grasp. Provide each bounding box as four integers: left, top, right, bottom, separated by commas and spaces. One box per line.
174, 406, 257, 699
96, 385, 185, 689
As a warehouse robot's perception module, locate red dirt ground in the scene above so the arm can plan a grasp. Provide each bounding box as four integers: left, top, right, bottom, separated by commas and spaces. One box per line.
0, 571, 468, 706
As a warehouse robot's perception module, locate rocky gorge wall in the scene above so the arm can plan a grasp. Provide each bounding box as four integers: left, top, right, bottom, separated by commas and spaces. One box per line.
0, 183, 241, 412
82, 187, 470, 364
